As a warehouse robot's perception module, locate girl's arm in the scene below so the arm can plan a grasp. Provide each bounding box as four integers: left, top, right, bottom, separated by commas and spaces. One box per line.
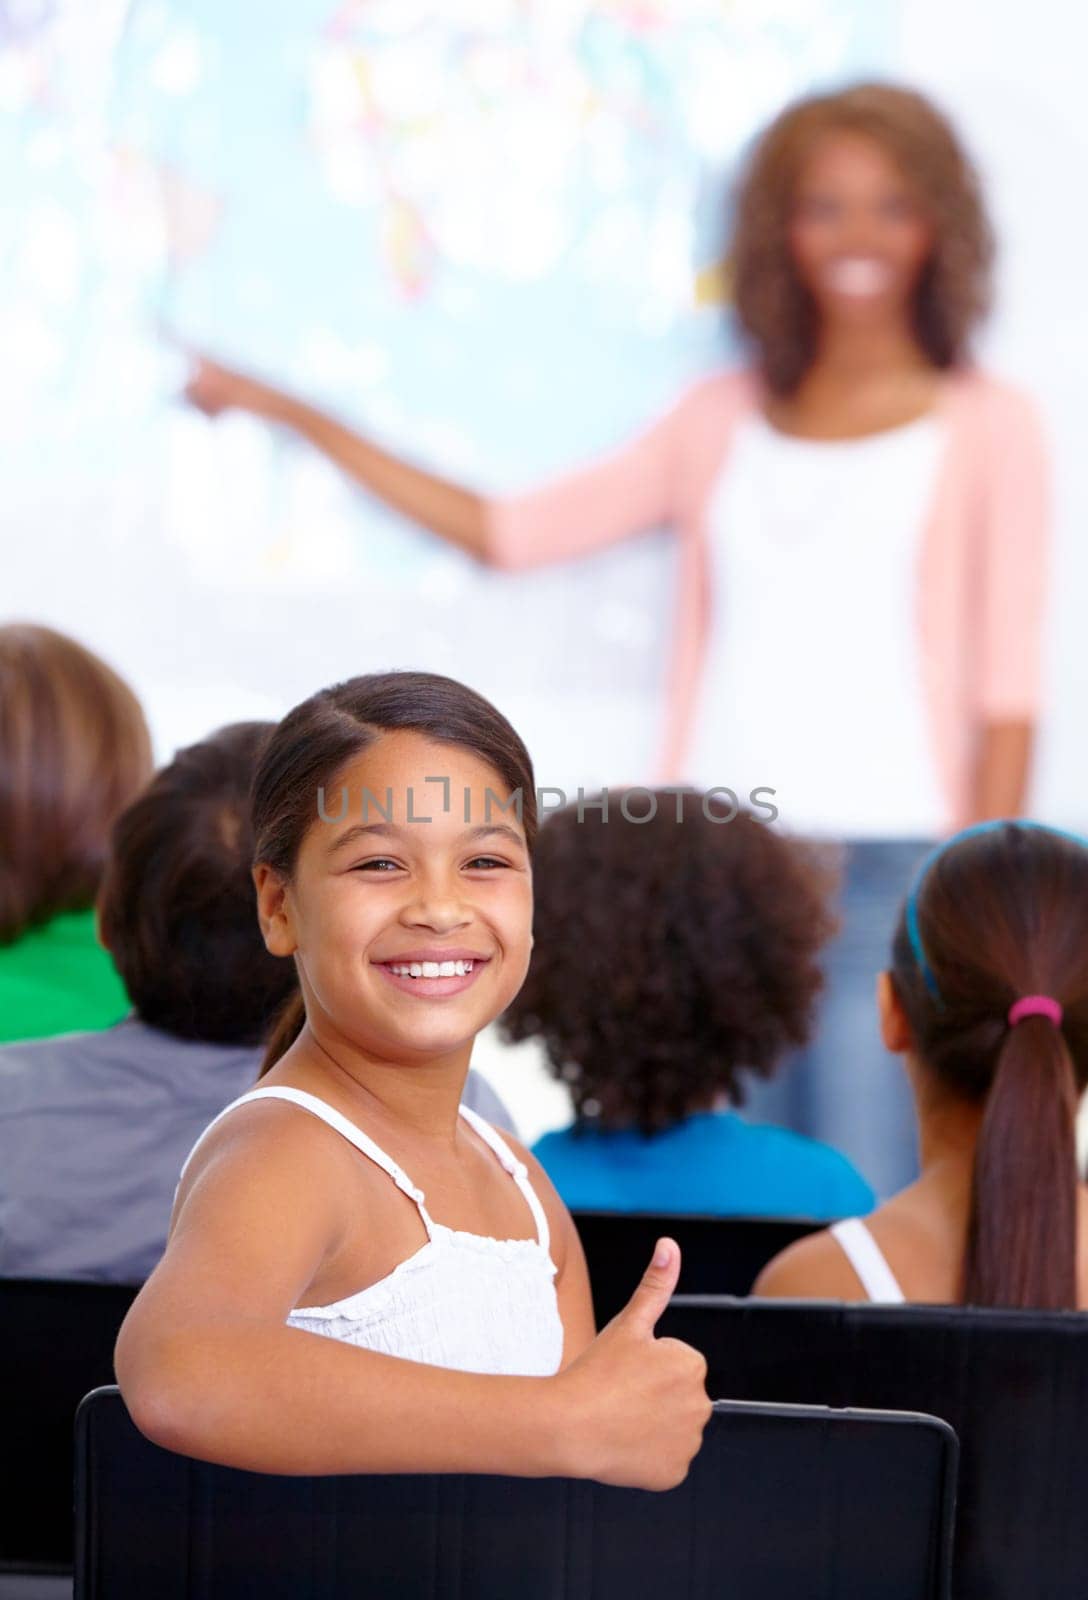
116, 1112, 708, 1487
184, 355, 690, 574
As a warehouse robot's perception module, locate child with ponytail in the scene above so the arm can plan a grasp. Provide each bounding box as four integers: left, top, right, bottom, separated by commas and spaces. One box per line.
115, 670, 710, 1487
756, 821, 1088, 1309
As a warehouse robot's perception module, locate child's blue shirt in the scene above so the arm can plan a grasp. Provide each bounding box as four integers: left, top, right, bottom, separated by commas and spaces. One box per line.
533, 1110, 875, 1218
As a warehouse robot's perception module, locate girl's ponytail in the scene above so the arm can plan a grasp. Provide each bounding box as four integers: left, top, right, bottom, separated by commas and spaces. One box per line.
965, 1010, 1079, 1308
260, 990, 306, 1078
890, 821, 1088, 1311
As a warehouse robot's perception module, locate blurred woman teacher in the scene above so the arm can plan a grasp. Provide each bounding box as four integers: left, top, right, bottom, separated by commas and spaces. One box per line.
186, 83, 1050, 1190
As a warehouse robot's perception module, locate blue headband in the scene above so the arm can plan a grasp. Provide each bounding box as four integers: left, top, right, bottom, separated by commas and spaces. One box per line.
904, 819, 1088, 1004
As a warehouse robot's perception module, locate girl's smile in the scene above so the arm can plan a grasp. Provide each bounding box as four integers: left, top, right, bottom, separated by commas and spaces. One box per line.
374, 950, 491, 1000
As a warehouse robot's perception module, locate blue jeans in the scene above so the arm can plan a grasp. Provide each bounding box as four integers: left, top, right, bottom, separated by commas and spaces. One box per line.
741, 838, 935, 1201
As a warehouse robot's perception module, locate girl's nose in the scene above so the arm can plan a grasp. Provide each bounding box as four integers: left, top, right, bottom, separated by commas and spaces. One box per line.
401, 883, 472, 933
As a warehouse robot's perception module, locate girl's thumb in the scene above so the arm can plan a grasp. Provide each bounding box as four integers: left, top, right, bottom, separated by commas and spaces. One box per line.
613, 1238, 681, 1338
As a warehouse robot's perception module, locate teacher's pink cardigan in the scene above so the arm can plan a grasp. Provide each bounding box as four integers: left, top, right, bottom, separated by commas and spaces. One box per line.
486, 366, 1050, 831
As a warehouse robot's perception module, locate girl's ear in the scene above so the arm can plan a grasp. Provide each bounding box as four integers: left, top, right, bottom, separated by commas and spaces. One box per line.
253, 864, 297, 957
877, 970, 913, 1054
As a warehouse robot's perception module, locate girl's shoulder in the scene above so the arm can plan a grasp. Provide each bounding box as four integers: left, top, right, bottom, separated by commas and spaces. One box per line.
474, 1119, 577, 1271
160, 1094, 377, 1336
476, 1121, 561, 1211
173, 1092, 366, 1234
751, 1222, 871, 1302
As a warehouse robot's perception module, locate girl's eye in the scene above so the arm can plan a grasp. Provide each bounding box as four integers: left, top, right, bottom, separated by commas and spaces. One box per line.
351, 857, 509, 873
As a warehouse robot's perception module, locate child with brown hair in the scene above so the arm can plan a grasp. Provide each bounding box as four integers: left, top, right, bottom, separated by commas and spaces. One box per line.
757, 822, 1088, 1308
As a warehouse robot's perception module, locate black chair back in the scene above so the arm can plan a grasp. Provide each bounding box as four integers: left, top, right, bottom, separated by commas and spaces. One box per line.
571, 1211, 821, 1325
74, 1385, 956, 1599
661, 1295, 1088, 1600
1, 1277, 138, 1576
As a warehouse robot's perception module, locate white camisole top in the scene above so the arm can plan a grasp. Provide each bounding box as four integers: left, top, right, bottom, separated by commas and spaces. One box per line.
830, 1217, 906, 1304
178, 1086, 564, 1376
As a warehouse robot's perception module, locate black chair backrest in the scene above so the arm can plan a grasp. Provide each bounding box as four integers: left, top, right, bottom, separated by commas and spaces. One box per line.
661, 1296, 1088, 1600
1, 1277, 139, 1575
571, 1212, 821, 1325
74, 1385, 956, 1599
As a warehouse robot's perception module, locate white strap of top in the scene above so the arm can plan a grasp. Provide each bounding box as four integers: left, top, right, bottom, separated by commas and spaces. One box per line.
178, 1086, 549, 1251
830, 1218, 906, 1305
458, 1103, 551, 1254
178, 1086, 436, 1228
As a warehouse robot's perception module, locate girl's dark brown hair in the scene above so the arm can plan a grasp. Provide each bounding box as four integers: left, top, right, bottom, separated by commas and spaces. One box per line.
890, 823, 1088, 1310
731, 81, 994, 394
0, 623, 153, 944
501, 796, 838, 1132
254, 670, 537, 1075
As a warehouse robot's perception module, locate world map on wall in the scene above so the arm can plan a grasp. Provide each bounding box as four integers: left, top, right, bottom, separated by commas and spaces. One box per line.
4, 0, 890, 775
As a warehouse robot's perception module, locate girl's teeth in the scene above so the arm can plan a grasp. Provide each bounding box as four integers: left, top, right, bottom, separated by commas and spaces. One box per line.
388, 960, 475, 979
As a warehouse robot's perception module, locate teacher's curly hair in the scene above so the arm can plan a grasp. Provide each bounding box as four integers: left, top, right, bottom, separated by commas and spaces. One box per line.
731, 81, 994, 395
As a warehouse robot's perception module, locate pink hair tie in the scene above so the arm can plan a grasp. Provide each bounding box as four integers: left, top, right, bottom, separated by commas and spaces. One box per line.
1007, 995, 1063, 1027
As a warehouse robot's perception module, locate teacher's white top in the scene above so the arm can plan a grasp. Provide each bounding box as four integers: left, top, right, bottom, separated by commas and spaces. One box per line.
687, 411, 947, 838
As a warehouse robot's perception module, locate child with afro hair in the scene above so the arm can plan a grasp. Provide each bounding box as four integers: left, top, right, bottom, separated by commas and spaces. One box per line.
504, 793, 874, 1218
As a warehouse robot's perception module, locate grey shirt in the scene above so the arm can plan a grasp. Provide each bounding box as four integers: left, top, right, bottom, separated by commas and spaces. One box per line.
0, 1016, 517, 1284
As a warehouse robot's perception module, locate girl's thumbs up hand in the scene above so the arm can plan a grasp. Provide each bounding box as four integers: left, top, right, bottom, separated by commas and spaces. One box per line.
552, 1239, 712, 1491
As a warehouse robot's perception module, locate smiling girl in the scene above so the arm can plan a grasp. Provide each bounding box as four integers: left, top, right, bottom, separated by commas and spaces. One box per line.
115, 670, 710, 1489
